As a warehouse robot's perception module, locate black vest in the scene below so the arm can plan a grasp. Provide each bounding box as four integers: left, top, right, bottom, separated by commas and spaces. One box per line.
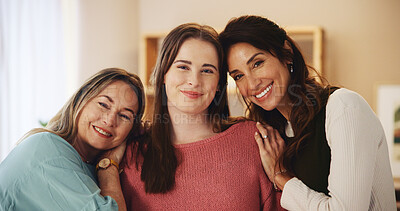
289, 87, 338, 195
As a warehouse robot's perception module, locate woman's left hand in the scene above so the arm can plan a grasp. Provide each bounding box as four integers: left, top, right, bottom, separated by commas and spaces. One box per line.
254, 122, 285, 182
101, 141, 127, 165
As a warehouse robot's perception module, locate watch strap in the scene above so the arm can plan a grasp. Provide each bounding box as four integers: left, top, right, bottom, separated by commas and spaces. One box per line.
96, 158, 119, 171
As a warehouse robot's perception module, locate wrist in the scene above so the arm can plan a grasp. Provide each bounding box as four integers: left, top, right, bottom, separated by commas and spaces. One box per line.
273, 170, 293, 191
96, 158, 120, 172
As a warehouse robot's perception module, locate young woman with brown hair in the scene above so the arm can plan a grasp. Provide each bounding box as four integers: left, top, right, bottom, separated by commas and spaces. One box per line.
120, 23, 284, 210
219, 15, 396, 210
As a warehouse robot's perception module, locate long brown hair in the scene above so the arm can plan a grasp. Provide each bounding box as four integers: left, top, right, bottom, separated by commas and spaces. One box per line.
139, 23, 230, 193
219, 15, 329, 173
20, 68, 145, 149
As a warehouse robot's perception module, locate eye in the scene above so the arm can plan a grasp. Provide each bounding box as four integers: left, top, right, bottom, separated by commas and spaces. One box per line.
232, 74, 244, 81
253, 60, 264, 68
177, 65, 189, 71
119, 113, 131, 121
99, 102, 109, 109
202, 69, 214, 74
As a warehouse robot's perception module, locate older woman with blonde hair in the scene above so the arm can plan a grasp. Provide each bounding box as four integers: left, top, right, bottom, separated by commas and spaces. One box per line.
0, 68, 145, 211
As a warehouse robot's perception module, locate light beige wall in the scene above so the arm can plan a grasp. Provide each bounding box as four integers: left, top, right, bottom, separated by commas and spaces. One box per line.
139, 0, 400, 111
77, 0, 139, 84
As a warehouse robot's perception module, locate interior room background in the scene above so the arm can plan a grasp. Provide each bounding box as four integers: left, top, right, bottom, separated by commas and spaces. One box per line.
1, 0, 399, 175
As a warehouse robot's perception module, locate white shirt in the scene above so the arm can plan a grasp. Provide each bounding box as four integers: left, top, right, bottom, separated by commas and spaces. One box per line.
281, 88, 396, 211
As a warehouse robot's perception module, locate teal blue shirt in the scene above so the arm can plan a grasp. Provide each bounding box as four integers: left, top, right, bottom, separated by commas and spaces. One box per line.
0, 132, 119, 210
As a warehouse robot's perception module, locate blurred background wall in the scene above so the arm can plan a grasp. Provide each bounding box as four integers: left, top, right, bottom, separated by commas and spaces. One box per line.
78, 0, 400, 110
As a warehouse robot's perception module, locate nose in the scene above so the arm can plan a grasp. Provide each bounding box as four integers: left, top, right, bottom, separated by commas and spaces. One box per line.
187, 71, 200, 87
246, 73, 262, 91
102, 112, 117, 127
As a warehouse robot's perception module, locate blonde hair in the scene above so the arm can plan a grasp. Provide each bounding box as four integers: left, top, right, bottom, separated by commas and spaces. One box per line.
20, 68, 145, 145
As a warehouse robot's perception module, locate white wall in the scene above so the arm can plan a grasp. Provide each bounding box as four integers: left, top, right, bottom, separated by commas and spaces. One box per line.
77, 0, 139, 84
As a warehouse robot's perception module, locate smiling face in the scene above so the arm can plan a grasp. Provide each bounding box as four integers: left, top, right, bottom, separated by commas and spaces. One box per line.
75, 80, 139, 154
164, 38, 219, 116
227, 42, 291, 114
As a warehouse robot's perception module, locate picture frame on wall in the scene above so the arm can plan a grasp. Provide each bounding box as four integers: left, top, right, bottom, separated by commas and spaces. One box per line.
286, 26, 323, 75
376, 83, 400, 177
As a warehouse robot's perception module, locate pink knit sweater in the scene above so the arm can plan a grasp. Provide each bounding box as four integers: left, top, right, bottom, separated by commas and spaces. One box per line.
121, 121, 284, 210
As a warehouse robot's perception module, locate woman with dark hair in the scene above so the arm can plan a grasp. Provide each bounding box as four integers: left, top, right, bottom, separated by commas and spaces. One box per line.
121, 23, 284, 210
219, 15, 396, 210
0, 68, 145, 210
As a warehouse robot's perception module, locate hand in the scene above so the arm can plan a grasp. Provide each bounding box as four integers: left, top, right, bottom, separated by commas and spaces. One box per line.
101, 141, 127, 165
254, 122, 285, 181
133, 120, 152, 137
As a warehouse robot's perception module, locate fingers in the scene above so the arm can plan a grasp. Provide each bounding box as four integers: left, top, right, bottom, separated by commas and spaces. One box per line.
103, 141, 127, 164
256, 122, 268, 139
256, 122, 273, 153
138, 120, 152, 136
254, 131, 265, 153
256, 122, 283, 158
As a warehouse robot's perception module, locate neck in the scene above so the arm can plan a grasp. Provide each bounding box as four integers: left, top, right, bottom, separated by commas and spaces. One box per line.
168, 106, 216, 145
276, 94, 292, 121
71, 137, 101, 164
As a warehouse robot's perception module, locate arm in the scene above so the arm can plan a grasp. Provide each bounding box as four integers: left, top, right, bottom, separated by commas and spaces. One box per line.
282, 90, 383, 210
281, 91, 380, 210
97, 141, 127, 211
256, 90, 383, 210
0, 132, 121, 210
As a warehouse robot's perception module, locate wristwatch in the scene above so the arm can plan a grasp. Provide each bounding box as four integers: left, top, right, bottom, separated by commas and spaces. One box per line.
96, 158, 119, 171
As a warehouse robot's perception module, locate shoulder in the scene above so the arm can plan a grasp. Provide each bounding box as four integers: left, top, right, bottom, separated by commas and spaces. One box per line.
326, 88, 375, 119
221, 121, 258, 147
2, 132, 80, 173
226, 120, 257, 135
19, 132, 75, 158
327, 88, 367, 108
23, 132, 67, 146
207, 120, 257, 144
325, 88, 384, 140
0, 132, 73, 191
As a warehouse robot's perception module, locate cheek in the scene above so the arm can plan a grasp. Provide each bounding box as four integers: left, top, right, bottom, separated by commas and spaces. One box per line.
121, 123, 133, 134
236, 82, 249, 97
210, 79, 219, 92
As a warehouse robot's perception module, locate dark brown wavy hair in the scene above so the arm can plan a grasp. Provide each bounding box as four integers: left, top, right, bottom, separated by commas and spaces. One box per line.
219, 15, 329, 173
137, 23, 231, 193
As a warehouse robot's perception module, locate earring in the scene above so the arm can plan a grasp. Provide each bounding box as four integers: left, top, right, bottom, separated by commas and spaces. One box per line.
289, 63, 294, 73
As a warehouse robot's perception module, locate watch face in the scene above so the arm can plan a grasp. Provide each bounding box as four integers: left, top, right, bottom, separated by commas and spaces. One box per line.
99, 158, 111, 168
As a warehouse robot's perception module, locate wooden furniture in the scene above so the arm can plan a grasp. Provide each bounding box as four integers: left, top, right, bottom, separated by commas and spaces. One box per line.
139, 27, 324, 119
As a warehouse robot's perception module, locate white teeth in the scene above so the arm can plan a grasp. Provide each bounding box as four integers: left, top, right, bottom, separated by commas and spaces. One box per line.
94, 126, 111, 137
255, 83, 273, 99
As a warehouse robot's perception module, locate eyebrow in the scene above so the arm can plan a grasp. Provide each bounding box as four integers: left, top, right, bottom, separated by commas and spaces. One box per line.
229, 52, 264, 75
246, 52, 264, 65
174, 60, 217, 70
98, 95, 136, 115
173, 60, 191, 65
203, 63, 217, 70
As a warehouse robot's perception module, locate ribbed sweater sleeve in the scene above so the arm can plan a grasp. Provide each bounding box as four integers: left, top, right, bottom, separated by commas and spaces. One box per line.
280, 88, 396, 210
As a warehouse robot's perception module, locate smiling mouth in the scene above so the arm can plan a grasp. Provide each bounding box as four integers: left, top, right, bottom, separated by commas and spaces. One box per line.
93, 126, 112, 137
181, 90, 203, 99
255, 82, 274, 99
